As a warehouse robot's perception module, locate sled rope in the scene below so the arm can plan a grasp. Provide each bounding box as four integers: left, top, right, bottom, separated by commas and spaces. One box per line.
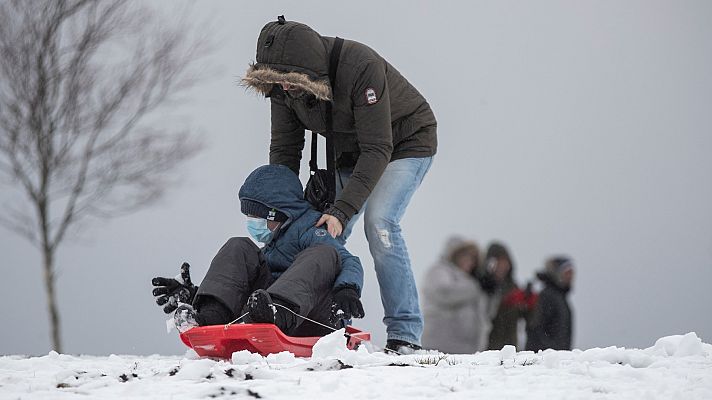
274, 304, 342, 334
223, 307, 340, 334
224, 311, 251, 329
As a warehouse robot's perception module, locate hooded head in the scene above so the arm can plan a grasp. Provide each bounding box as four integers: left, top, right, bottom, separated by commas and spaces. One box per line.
238, 164, 312, 242
484, 242, 515, 284
538, 256, 575, 291
241, 16, 332, 100
441, 236, 480, 274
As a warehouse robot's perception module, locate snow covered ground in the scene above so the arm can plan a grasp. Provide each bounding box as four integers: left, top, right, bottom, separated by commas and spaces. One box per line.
2, 331, 711, 399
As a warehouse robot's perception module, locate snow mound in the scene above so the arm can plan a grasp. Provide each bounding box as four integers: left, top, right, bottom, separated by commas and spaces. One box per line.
310, 329, 395, 366
174, 359, 215, 380
311, 328, 350, 359
648, 332, 705, 357
500, 344, 516, 361
578, 346, 654, 368
266, 351, 297, 364
232, 350, 264, 365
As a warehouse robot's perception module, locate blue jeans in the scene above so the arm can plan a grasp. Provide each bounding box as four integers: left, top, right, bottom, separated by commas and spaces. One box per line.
337, 156, 434, 345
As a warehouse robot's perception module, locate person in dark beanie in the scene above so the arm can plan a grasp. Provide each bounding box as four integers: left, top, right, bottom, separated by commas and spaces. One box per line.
526, 257, 575, 351
485, 242, 538, 350
151, 164, 365, 337
241, 16, 437, 353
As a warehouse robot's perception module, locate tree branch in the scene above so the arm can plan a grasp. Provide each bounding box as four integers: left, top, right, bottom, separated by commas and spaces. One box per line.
0, 207, 39, 246
0, 0, 207, 268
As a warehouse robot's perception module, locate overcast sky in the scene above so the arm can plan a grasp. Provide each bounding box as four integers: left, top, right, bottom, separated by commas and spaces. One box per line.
1, 0, 711, 356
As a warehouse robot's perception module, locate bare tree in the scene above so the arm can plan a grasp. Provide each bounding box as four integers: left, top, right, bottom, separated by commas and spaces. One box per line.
0, 0, 206, 352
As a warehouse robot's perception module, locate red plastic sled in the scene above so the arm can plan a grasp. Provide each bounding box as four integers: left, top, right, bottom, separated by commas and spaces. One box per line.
180, 323, 370, 359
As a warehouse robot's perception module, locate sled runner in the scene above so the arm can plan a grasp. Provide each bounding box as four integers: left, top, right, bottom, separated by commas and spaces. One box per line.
180, 323, 370, 358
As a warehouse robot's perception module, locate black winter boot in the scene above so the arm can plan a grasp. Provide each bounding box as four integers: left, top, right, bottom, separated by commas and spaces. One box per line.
385, 339, 423, 355
194, 297, 233, 326
246, 289, 297, 334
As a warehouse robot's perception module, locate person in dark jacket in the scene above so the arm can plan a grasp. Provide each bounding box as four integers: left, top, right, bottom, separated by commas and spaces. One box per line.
486, 242, 538, 350
151, 164, 365, 337
241, 17, 437, 353
526, 257, 575, 351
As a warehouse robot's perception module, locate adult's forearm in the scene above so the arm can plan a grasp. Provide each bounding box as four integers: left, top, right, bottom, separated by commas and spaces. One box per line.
269, 147, 301, 175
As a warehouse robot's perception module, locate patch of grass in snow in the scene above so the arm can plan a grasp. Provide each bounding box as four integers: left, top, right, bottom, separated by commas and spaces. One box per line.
519, 358, 537, 366
415, 354, 453, 366
207, 386, 242, 398
305, 359, 354, 371
118, 373, 137, 382
387, 362, 410, 367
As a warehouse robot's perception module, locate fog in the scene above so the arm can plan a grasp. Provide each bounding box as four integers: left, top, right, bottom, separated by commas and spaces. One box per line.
1, 0, 711, 355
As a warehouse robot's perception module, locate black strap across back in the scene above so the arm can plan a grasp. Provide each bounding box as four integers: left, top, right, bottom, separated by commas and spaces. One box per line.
308, 37, 344, 194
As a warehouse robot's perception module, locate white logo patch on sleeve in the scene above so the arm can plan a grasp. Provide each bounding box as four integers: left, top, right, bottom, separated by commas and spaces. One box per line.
365, 88, 378, 105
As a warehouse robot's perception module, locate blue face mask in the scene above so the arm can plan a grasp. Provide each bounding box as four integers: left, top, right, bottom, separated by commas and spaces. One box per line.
246, 217, 273, 243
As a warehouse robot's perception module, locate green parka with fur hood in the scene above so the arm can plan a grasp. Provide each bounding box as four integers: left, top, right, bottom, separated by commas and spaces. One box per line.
242, 18, 437, 222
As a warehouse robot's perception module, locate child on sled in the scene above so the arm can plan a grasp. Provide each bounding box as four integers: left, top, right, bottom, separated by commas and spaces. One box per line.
151, 164, 365, 336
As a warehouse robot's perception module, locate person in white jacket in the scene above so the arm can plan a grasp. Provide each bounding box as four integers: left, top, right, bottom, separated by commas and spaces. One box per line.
421, 236, 501, 354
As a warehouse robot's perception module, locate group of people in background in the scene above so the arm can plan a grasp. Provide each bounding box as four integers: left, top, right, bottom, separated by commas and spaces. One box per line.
420, 237, 575, 354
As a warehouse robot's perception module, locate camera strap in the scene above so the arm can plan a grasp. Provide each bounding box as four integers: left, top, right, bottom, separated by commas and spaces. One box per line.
309, 37, 344, 197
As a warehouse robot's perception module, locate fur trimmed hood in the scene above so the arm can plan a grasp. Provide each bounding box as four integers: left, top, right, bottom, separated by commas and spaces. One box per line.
241, 19, 332, 100
241, 64, 332, 100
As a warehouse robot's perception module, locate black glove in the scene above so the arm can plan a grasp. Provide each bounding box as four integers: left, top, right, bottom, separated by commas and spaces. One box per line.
331, 285, 364, 320
475, 259, 499, 295
477, 272, 498, 295
151, 262, 198, 314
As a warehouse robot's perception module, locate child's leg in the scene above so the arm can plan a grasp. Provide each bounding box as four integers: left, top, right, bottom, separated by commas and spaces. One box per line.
193, 237, 271, 323
289, 293, 340, 337
267, 245, 341, 334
